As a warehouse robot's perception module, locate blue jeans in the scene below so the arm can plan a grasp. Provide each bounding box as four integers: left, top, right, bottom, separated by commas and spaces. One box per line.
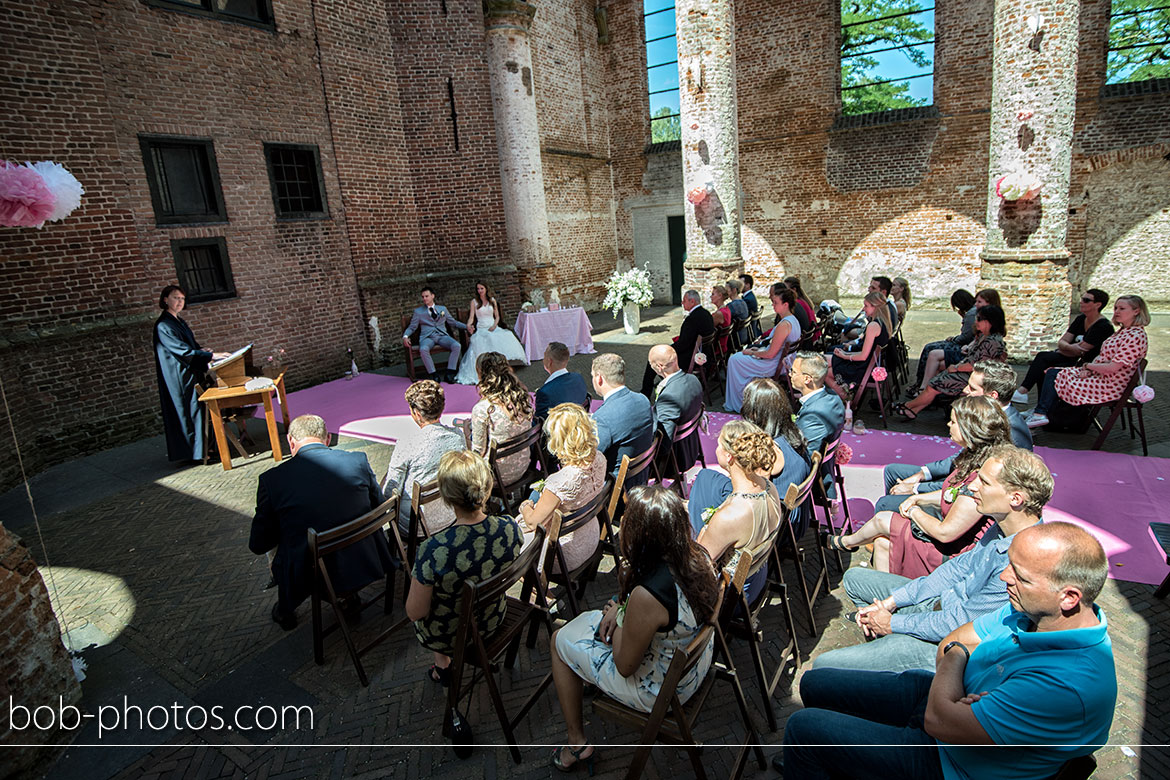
783, 668, 944, 780
811, 568, 940, 673
1034, 367, 1061, 415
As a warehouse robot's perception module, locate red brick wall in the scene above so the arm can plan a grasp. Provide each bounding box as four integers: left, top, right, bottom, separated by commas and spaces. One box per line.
0, 525, 82, 775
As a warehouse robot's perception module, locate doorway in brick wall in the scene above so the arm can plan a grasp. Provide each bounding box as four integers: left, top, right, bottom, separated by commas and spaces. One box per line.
668, 215, 685, 305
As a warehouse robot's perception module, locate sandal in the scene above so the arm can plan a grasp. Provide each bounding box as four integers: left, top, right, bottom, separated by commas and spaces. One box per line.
426, 664, 451, 687
552, 744, 596, 775
828, 535, 860, 553
891, 402, 918, 421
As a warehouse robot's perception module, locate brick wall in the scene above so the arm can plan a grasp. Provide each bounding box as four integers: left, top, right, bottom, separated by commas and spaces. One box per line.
0, 525, 82, 775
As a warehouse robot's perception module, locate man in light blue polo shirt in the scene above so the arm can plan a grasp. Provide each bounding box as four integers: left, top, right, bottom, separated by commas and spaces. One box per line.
778, 521, 1115, 780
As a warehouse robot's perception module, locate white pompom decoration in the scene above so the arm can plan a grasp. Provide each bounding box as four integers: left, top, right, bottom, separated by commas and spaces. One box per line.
29, 161, 84, 222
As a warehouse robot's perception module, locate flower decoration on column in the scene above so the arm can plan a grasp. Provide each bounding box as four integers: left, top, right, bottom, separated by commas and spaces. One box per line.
995, 171, 1043, 202
686, 180, 715, 206
0, 160, 84, 228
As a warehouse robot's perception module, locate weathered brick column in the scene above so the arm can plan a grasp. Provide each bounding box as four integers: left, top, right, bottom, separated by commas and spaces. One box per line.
677, 0, 742, 294
484, 0, 552, 295
0, 525, 82, 774
980, 0, 1079, 358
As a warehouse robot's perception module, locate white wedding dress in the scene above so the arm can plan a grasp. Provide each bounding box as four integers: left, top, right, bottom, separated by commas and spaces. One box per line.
454, 302, 529, 384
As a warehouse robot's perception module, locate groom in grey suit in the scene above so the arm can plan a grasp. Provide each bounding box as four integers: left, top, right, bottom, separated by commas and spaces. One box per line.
402, 286, 467, 382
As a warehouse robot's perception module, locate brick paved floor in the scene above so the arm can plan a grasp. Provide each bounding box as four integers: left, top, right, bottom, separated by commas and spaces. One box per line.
4, 305, 1168, 779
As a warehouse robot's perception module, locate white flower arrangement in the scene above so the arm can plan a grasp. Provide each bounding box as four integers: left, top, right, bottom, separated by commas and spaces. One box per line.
603, 265, 654, 318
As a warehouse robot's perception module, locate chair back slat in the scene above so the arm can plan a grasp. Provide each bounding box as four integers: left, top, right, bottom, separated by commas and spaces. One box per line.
559, 478, 613, 538
308, 494, 399, 559
783, 451, 821, 511
462, 525, 547, 608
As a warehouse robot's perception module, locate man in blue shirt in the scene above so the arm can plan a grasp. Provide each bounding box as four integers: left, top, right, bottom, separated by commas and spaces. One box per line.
778, 520, 1115, 780
813, 445, 1050, 673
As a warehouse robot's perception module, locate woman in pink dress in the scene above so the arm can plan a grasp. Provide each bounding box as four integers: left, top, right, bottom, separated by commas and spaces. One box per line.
1024, 295, 1150, 429
710, 284, 733, 354
828, 395, 1010, 576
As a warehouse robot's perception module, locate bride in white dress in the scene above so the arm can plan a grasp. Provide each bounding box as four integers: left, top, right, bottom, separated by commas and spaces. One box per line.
454, 282, 529, 384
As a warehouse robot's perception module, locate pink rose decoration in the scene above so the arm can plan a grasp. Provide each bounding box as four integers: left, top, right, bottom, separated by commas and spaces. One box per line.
0, 161, 56, 228
836, 442, 854, 465
687, 186, 708, 205
694, 351, 708, 366
871, 366, 888, 382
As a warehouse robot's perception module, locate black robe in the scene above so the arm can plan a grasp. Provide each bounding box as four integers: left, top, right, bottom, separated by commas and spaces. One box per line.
154, 312, 212, 461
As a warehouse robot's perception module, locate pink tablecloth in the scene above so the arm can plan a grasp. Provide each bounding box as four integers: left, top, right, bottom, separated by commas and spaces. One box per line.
514, 308, 596, 362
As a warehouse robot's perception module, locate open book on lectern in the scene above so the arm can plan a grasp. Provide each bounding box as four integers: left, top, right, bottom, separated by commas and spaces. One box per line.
209, 343, 254, 387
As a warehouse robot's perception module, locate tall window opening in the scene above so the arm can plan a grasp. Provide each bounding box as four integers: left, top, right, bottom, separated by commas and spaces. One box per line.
644, 0, 681, 143
840, 1, 935, 117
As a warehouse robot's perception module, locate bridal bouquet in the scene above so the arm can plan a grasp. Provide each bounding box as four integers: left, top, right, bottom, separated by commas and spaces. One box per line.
603, 265, 654, 318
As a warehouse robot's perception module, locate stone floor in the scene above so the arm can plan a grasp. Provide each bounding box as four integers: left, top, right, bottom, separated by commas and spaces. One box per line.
4, 304, 1169, 779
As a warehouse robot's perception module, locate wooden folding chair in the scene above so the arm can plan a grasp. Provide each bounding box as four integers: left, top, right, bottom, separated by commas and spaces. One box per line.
384, 479, 447, 605
307, 493, 403, 687
850, 349, 889, 429
729, 316, 750, 352
604, 433, 661, 556
1089, 358, 1148, 455
688, 331, 718, 403
1149, 522, 1170, 599
770, 451, 824, 635
591, 585, 766, 779
544, 478, 613, 619
400, 308, 468, 382
812, 436, 850, 571
656, 404, 707, 498
721, 541, 800, 732
748, 309, 763, 341
487, 420, 548, 515
445, 526, 555, 763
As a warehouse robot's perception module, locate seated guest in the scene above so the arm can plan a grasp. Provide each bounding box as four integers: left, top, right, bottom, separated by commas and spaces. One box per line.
831, 396, 1010, 576
382, 380, 465, 534
646, 345, 704, 475
739, 272, 761, 338
591, 353, 656, 484
640, 289, 714, 396
813, 445, 1049, 673
789, 351, 846, 461
534, 341, 589, 423
695, 420, 783, 604
870, 275, 900, 331
470, 351, 534, 486
249, 414, 394, 630
518, 403, 606, 573
1025, 294, 1149, 430
779, 522, 1115, 780
407, 450, 523, 686
709, 283, 733, 354
724, 285, 801, 413
911, 288, 977, 392
401, 285, 468, 383
824, 291, 892, 400
783, 275, 818, 331
1013, 289, 1113, 404
689, 378, 811, 540
725, 277, 750, 344
893, 304, 1007, 420
891, 276, 911, 321
549, 486, 720, 771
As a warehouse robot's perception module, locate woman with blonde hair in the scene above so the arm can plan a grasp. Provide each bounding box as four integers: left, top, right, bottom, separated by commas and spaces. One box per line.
697, 420, 783, 603
518, 403, 607, 571
825, 291, 892, 398
407, 450, 523, 686
830, 395, 1010, 576
891, 277, 912, 321
470, 351, 534, 485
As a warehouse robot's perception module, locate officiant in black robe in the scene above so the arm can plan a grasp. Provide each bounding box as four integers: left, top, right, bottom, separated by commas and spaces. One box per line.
153, 285, 225, 462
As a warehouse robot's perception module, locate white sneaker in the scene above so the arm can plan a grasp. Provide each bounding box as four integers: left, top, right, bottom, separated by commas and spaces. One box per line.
1026, 413, 1049, 429
1011, 389, 1029, 404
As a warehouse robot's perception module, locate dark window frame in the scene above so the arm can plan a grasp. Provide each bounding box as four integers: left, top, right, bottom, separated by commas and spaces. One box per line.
143, 0, 275, 30
839, 3, 936, 119
263, 143, 330, 220
139, 135, 228, 226
644, 3, 681, 143
170, 237, 237, 304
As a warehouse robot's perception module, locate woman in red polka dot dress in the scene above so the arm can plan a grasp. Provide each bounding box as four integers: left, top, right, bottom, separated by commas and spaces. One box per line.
1025, 295, 1150, 429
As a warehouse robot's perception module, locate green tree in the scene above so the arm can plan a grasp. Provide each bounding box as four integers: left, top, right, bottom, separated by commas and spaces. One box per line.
840, 0, 934, 116
651, 106, 681, 143
1107, 1, 1170, 83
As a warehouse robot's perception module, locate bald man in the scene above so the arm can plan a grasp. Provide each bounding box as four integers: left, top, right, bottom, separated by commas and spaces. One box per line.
648, 344, 704, 474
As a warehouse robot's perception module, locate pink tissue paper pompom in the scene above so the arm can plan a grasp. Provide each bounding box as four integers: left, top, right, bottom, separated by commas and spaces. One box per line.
871, 366, 887, 382
30, 161, 84, 223
0, 161, 56, 228
686, 186, 708, 205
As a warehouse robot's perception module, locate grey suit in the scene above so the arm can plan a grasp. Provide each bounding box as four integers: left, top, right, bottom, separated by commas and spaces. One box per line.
655, 371, 704, 473
403, 304, 467, 374
593, 386, 656, 486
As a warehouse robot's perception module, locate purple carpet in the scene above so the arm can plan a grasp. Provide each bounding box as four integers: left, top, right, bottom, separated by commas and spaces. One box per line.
282, 374, 1169, 587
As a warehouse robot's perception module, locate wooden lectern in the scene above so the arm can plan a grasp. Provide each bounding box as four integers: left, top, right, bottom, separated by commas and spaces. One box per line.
209, 344, 255, 387
199, 345, 291, 471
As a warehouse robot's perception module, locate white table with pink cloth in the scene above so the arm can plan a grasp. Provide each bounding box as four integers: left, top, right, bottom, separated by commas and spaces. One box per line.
513, 307, 596, 363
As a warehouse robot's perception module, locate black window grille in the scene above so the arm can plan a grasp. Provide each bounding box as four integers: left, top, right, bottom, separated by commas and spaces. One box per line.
146, 0, 273, 27
644, 1, 680, 143
1107, 2, 1170, 84
171, 237, 236, 303
840, 1, 935, 117
264, 144, 328, 219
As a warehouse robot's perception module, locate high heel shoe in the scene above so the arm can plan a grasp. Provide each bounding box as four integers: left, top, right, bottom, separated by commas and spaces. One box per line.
552, 744, 596, 775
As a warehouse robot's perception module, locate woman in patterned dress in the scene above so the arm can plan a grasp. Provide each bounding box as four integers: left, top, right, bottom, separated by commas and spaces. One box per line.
1025, 295, 1150, 429
829, 396, 1009, 575
893, 305, 1007, 420
548, 486, 720, 772
407, 450, 523, 686
469, 352, 533, 485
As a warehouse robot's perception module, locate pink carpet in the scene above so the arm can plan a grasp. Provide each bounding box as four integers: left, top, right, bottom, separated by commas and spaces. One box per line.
281, 374, 1169, 587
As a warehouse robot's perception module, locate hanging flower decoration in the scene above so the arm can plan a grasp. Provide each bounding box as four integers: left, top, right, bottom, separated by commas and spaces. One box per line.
871, 366, 888, 382
694, 351, 708, 366
995, 171, 1043, 201
0, 160, 84, 228
686, 186, 709, 205
836, 442, 854, 465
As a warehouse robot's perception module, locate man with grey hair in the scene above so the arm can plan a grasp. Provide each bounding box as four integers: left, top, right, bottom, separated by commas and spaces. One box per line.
789, 350, 845, 461
640, 288, 714, 397
592, 353, 656, 484
249, 414, 393, 630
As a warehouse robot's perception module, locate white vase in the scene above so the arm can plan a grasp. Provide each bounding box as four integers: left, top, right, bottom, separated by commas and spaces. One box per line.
622, 302, 641, 335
